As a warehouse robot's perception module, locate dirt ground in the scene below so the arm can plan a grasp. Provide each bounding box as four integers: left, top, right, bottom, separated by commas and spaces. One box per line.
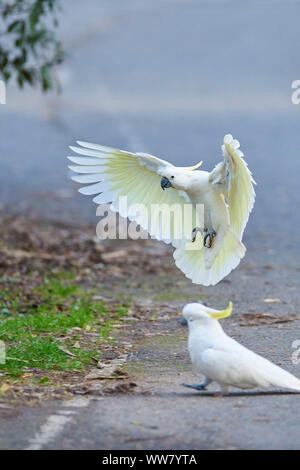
1, 214, 300, 449
0, 213, 179, 402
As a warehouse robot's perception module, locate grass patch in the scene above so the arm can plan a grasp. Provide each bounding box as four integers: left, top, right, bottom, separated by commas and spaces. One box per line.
0, 274, 127, 378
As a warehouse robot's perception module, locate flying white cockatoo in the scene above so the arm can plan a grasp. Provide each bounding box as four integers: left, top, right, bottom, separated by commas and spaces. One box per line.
182, 302, 300, 393
68, 134, 255, 286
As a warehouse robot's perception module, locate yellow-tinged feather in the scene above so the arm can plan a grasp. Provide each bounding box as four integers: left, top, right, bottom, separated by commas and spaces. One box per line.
223, 137, 255, 239
207, 301, 233, 320
180, 161, 203, 171
71, 144, 198, 245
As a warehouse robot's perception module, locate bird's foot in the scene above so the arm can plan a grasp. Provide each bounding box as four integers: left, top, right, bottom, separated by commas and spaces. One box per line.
182, 383, 207, 391
191, 227, 206, 243
204, 230, 216, 248
191, 227, 201, 243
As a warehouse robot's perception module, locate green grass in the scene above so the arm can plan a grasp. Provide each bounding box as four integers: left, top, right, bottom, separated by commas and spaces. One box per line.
0, 274, 127, 378
0, 288, 22, 316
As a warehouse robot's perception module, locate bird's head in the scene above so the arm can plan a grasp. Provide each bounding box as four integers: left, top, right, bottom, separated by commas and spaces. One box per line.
180, 302, 233, 328
160, 162, 203, 191
160, 168, 188, 191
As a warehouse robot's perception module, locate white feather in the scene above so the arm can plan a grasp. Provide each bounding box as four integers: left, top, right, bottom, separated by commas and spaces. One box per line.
71, 173, 104, 184
68, 165, 107, 174
67, 156, 105, 165
78, 182, 105, 195
68, 134, 255, 286
77, 141, 130, 154
69, 146, 111, 159
183, 303, 300, 392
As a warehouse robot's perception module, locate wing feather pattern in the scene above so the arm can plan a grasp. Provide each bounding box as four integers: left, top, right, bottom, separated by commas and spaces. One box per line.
209, 134, 256, 239
68, 142, 198, 247
68, 135, 254, 286
174, 134, 253, 286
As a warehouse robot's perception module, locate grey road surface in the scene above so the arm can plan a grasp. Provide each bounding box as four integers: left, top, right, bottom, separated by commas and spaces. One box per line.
1, 0, 300, 450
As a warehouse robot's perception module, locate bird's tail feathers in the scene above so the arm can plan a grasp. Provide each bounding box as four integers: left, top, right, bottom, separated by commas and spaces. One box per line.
250, 351, 300, 392
174, 228, 245, 286
267, 366, 300, 392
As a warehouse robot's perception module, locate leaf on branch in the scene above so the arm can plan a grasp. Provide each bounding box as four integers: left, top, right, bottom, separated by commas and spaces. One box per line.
0, 0, 64, 91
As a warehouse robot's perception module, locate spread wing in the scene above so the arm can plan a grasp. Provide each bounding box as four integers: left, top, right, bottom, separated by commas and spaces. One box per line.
174, 134, 253, 286
209, 134, 256, 239
68, 141, 198, 246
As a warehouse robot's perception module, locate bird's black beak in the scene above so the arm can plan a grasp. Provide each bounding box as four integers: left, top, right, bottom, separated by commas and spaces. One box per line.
161, 177, 172, 190
181, 317, 188, 327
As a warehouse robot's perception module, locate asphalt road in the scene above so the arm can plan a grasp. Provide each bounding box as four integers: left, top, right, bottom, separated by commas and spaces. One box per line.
1, 0, 300, 450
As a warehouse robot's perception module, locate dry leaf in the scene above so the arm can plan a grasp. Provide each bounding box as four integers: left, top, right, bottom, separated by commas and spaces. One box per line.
85, 354, 128, 380
238, 313, 300, 327
101, 249, 128, 262
97, 354, 127, 369
85, 368, 127, 380
58, 347, 76, 357
6, 248, 34, 259
0, 383, 10, 394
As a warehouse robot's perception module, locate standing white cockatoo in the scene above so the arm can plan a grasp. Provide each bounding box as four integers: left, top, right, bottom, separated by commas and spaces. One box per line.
182, 302, 300, 393
68, 134, 255, 286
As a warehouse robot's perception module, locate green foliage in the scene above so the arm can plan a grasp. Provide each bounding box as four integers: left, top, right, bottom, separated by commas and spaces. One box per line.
0, 274, 128, 377
5, 338, 91, 377
0, 0, 64, 90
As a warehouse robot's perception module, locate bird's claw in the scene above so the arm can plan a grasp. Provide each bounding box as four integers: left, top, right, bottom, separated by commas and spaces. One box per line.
191, 228, 198, 243
204, 230, 216, 248
191, 227, 205, 243
182, 383, 207, 391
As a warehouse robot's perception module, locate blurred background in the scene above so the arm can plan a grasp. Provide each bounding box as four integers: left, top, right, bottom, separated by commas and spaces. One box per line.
1, 1, 300, 450
1, 0, 300, 264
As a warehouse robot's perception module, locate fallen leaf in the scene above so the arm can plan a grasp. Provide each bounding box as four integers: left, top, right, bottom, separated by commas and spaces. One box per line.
237, 313, 300, 327
0, 403, 11, 409
101, 249, 128, 262
0, 383, 10, 394
5, 248, 34, 259
85, 368, 128, 380
263, 298, 281, 303
97, 354, 127, 369
85, 354, 128, 380
58, 347, 76, 357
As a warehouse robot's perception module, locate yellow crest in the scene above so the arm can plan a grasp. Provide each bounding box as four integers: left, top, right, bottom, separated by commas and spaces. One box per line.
180, 161, 203, 171
207, 301, 233, 320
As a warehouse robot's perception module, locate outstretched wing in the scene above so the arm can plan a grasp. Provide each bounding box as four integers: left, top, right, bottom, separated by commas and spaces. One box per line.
68, 141, 198, 246
209, 134, 256, 239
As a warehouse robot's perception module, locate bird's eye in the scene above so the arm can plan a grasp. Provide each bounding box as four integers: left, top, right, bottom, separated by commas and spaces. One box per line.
171, 176, 174, 179
189, 318, 194, 322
